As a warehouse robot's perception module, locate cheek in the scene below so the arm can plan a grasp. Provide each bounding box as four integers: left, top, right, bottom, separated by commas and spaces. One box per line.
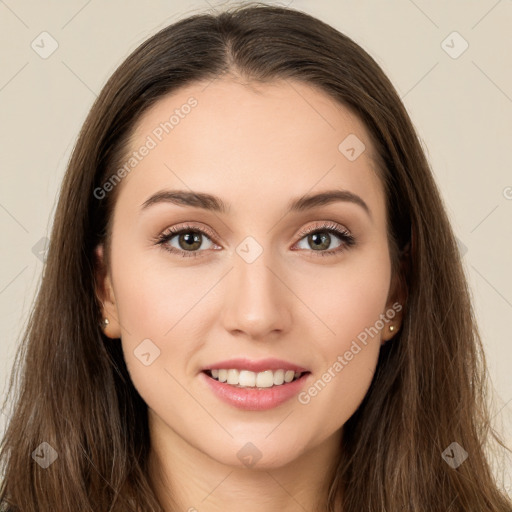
109, 250, 198, 389
296, 245, 391, 350
113, 245, 216, 337
294, 248, 391, 425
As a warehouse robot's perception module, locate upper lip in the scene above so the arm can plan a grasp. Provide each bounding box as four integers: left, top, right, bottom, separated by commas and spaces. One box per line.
203, 358, 309, 373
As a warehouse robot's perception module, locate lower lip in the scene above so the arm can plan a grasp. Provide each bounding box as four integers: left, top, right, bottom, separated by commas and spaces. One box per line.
200, 371, 310, 411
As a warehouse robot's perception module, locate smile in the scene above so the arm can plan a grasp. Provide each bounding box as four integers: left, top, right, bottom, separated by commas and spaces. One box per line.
205, 368, 307, 388
201, 369, 311, 411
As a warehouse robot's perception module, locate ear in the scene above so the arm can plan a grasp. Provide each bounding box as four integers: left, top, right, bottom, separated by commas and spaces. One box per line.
94, 244, 122, 339
381, 251, 408, 345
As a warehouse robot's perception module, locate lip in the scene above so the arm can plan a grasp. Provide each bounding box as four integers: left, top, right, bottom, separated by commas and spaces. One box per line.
200, 370, 311, 411
203, 357, 309, 373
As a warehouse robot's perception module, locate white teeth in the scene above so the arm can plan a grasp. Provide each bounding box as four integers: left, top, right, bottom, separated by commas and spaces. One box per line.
227, 369, 239, 385
284, 370, 295, 383
273, 369, 284, 385
207, 368, 305, 388
256, 370, 274, 388
239, 370, 256, 387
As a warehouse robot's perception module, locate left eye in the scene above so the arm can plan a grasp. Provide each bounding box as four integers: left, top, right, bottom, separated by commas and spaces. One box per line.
294, 229, 344, 252
292, 222, 356, 256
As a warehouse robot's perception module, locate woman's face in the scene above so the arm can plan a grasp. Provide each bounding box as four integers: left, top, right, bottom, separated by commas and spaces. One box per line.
97, 78, 402, 470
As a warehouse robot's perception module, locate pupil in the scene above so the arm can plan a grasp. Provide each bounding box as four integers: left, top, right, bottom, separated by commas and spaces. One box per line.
181, 232, 200, 249
311, 232, 329, 249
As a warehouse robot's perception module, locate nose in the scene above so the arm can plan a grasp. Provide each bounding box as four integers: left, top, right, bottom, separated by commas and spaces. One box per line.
220, 248, 292, 341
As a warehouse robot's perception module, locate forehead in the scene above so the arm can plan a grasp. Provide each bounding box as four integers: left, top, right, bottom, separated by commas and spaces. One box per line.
131, 77, 378, 163
114, 77, 385, 221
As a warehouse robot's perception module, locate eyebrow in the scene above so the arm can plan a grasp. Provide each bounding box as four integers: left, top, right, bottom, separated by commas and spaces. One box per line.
140, 188, 371, 218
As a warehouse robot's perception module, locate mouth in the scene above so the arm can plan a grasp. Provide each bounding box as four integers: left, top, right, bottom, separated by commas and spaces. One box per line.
202, 368, 310, 389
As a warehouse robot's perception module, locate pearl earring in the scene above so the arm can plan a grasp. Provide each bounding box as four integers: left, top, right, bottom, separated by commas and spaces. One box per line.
102, 318, 109, 328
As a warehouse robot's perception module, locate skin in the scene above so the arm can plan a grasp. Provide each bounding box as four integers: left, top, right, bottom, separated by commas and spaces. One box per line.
96, 77, 404, 512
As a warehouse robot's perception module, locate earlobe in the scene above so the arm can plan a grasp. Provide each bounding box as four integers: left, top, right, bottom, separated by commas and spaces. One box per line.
381, 264, 408, 345
94, 244, 122, 339
381, 319, 402, 344
380, 303, 404, 344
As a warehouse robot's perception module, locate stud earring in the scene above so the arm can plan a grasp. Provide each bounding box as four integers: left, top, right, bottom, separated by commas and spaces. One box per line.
389, 325, 395, 332
102, 318, 109, 328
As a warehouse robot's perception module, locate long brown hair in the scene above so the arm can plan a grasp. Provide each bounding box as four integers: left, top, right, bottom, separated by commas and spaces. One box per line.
1, 3, 510, 510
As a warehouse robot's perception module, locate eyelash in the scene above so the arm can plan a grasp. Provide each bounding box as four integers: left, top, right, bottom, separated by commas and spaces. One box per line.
154, 221, 356, 259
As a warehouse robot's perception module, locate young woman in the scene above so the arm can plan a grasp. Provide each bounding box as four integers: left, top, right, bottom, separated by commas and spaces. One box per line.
1, 3, 510, 511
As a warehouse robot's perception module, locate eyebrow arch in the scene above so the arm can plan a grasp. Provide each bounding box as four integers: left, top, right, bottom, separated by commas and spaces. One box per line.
140, 189, 371, 218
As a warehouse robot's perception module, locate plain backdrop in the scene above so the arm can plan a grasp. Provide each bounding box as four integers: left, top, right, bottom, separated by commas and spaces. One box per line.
0, 0, 511, 493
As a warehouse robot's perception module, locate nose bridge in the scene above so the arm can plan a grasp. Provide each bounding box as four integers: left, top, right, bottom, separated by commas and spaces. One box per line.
221, 241, 291, 339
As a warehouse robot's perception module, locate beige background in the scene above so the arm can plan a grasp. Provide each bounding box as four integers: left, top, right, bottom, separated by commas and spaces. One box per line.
0, 0, 511, 492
